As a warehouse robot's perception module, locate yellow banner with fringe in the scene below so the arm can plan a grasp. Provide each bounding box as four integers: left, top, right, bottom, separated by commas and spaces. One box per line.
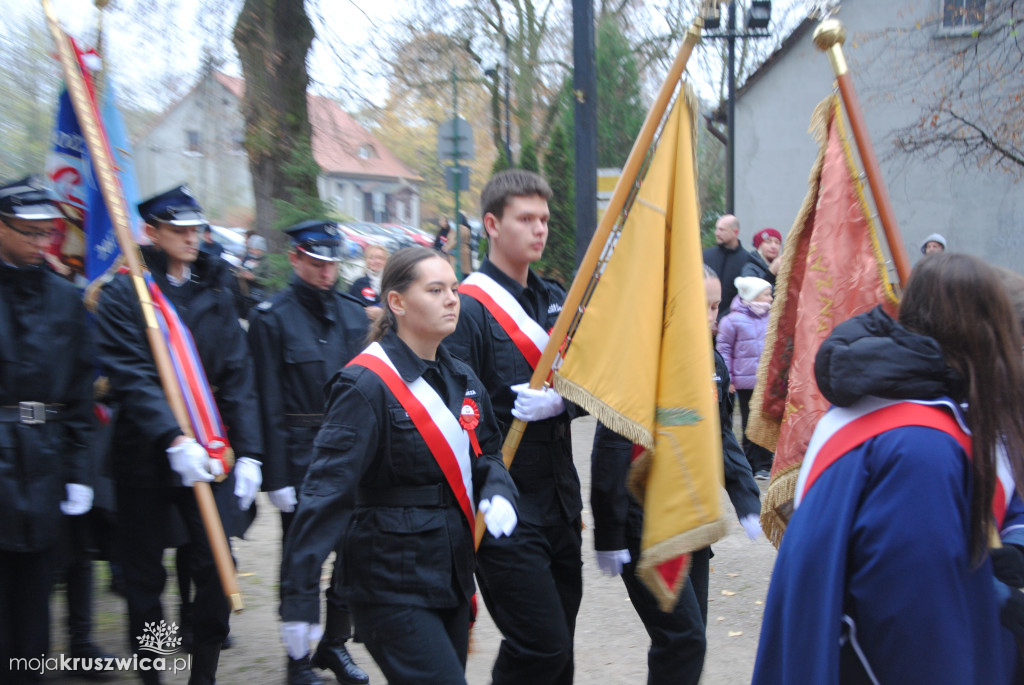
552, 87, 726, 611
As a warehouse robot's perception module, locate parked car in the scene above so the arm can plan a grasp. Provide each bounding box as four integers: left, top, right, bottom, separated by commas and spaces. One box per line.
208, 225, 247, 265
381, 223, 434, 248
344, 222, 404, 252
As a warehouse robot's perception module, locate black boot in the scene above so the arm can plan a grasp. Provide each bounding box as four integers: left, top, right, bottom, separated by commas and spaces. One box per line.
310, 609, 368, 685
287, 655, 322, 685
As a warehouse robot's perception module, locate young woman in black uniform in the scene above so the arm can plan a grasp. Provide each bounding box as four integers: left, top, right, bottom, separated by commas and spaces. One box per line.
279, 246, 518, 684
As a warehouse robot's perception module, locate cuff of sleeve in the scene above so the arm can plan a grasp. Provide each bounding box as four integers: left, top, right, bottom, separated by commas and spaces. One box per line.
593, 524, 628, 552
280, 596, 320, 626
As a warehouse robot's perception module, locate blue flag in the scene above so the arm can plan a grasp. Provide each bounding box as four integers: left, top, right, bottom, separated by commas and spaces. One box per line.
48, 81, 141, 283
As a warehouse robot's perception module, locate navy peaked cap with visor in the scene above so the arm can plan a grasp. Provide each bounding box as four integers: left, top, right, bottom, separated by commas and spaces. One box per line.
0, 176, 65, 221
285, 220, 345, 262
138, 185, 207, 226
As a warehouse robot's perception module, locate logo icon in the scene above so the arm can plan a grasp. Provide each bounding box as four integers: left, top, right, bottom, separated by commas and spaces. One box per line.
137, 620, 182, 655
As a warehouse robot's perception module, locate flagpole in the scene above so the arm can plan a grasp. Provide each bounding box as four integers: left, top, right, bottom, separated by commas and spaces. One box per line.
813, 19, 911, 286
41, 0, 244, 612
475, 14, 706, 549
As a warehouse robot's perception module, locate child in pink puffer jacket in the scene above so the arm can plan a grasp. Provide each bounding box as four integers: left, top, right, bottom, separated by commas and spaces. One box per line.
717, 276, 774, 478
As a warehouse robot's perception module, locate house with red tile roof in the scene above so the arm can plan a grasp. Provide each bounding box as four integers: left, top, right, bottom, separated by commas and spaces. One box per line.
134, 69, 422, 228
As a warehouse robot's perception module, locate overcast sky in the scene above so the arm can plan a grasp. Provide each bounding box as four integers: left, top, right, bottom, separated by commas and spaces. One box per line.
7, 0, 815, 113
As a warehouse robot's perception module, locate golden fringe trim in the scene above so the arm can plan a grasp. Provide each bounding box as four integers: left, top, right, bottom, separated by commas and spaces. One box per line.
834, 101, 901, 308
552, 375, 653, 449
746, 96, 836, 452
636, 518, 729, 612
760, 465, 801, 549
626, 447, 652, 505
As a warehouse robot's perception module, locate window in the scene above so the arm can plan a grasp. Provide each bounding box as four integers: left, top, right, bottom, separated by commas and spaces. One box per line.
186, 130, 202, 154
358, 144, 375, 159
942, 0, 985, 29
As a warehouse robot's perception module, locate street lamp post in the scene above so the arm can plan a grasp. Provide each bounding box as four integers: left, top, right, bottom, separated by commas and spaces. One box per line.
703, 0, 772, 214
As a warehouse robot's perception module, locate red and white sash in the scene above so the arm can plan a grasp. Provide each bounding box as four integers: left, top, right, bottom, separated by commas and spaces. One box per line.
459, 272, 549, 369
347, 342, 475, 533
796, 397, 1013, 526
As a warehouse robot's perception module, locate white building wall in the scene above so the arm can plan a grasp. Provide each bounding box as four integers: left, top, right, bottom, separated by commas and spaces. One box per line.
135, 78, 252, 222
735, 0, 1023, 270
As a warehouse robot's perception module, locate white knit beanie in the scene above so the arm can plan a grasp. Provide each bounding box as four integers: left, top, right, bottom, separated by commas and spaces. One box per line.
734, 276, 771, 303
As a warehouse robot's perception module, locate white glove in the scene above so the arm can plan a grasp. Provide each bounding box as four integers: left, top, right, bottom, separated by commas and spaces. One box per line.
280, 621, 323, 660
269, 486, 298, 513
60, 483, 94, 516
167, 438, 215, 486
479, 495, 517, 538
510, 383, 565, 422
234, 457, 263, 510
740, 513, 761, 541
595, 549, 631, 577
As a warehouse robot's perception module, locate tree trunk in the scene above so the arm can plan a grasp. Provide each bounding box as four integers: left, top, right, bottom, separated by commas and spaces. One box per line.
233, 0, 316, 245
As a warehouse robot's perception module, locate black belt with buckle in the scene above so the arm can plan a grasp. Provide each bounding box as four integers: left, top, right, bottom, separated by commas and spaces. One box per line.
285, 413, 324, 427
356, 483, 454, 508
0, 402, 66, 424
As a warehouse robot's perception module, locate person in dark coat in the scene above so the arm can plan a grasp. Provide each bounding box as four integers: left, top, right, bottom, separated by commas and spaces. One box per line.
198, 224, 224, 258
432, 216, 452, 254
589, 265, 761, 685
247, 220, 370, 685
279, 247, 518, 685
347, 242, 387, 308
0, 177, 95, 685
94, 185, 263, 685
702, 214, 749, 319
740, 227, 781, 290
443, 170, 583, 685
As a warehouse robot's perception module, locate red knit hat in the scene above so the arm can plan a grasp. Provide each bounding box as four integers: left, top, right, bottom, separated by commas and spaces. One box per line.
753, 227, 782, 249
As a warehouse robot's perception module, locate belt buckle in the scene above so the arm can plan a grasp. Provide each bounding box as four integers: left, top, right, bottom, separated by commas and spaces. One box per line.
19, 401, 46, 425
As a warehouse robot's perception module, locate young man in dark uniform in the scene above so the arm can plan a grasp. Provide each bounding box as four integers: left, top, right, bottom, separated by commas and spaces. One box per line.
589, 267, 761, 685
94, 185, 263, 685
443, 170, 582, 684
247, 220, 370, 685
0, 177, 95, 685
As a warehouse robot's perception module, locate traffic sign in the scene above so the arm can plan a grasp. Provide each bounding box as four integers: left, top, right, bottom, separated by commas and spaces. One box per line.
438, 117, 475, 160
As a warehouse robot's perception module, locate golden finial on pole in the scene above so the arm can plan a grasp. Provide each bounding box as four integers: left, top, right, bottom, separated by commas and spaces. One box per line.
813, 18, 848, 76
811, 17, 912, 285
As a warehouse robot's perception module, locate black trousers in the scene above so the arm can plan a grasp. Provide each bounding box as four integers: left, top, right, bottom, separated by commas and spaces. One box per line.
353, 601, 470, 685
476, 519, 583, 685
736, 388, 774, 473
117, 485, 230, 683
0, 549, 52, 684
621, 541, 711, 685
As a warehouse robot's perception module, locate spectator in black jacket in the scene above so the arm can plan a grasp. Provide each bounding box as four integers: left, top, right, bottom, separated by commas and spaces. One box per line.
741, 227, 782, 290
702, 214, 749, 319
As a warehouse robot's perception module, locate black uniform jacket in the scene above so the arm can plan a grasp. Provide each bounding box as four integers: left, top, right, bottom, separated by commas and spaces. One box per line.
280, 331, 517, 624
95, 247, 262, 491
247, 278, 369, 491
591, 349, 761, 550
0, 264, 95, 552
443, 258, 582, 526
347, 274, 380, 306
